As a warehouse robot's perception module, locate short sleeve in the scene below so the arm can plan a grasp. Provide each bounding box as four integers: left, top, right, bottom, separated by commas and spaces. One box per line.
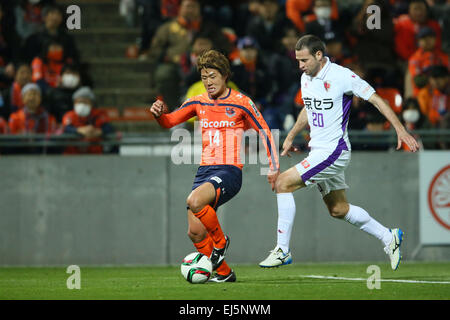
343, 68, 375, 101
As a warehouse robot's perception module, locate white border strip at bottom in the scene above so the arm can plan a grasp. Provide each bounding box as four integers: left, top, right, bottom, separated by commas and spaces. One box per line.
301, 275, 450, 284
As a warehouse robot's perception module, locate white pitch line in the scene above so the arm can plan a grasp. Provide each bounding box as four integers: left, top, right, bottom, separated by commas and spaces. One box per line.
301, 275, 450, 285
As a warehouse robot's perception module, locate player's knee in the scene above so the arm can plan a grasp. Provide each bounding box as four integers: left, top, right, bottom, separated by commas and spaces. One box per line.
275, 175, 291, 193
186, 195, 204, 213
328, 202, 349, 219
187, 228, 207, 243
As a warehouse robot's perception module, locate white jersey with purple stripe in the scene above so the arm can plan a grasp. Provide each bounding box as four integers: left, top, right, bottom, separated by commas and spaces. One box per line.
296, 57, 376, 192
301, 57, 375, 152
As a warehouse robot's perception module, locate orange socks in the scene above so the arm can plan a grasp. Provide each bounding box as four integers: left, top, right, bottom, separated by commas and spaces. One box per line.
193, 235, 231, 276
192, 205, 226, 249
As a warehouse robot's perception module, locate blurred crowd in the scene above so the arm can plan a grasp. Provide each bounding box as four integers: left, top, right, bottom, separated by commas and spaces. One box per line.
128, 0, 449, 150
0, 0, 115, 154
0, 0, 448, 154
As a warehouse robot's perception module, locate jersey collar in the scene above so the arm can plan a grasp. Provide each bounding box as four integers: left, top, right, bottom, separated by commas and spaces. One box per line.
208, 88, 231, 101
314, 56, 331, 80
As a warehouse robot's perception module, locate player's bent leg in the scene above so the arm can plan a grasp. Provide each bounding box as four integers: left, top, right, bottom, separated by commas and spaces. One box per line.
274, 167, 306, 194
187, 182, 229, 270
187, 216, 234, 280
322, 189, 349, 219
323, 190, 403, 270
186, 182, 217, 214
187, 209, 208, 244
260, 167, 305, 268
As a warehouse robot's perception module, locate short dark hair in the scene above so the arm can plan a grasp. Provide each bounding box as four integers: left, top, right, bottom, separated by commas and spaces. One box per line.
295, 34, 326, 56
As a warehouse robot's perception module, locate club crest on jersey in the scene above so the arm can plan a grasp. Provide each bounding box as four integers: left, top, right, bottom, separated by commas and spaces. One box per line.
225, 107, 235, 118
324, 81, 331, 91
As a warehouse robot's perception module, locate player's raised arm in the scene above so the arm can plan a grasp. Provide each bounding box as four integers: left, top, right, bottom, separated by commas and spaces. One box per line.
149, 99, 197, 129
281, 107, 308, 157
368, 93, 420, 152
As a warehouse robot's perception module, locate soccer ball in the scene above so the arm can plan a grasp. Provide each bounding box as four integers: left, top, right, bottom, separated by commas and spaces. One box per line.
181, 252, 212, 284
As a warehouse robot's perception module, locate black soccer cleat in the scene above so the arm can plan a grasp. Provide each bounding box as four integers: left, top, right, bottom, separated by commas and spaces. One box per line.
210, 235, 230, 271
208, 270, 236, 283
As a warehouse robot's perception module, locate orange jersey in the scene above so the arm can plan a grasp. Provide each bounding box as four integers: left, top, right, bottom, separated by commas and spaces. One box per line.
157, 88, 279, 171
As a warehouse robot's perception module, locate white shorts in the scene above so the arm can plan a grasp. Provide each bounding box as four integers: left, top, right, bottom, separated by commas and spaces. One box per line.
295, 148, 351, 197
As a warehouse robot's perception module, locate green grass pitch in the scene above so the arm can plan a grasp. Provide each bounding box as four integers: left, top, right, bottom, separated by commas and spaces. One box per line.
1, 262, 449, 300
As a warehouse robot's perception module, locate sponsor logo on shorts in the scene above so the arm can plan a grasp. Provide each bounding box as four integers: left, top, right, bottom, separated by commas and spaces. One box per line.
301, 160, 310, 169
210, 176, 222, 184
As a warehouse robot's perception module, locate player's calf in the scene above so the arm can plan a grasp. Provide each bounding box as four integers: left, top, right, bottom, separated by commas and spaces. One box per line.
327, 203, 349, 219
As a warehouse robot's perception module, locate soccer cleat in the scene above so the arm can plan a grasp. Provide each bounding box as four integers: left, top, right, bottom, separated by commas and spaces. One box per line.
259, 246, 292, 268
210, 235, 230, 271
384, 228, 404, 271
208, 270, 236, 283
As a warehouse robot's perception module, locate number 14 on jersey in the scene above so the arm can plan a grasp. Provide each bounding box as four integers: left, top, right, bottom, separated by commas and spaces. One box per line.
208, 130, 220, 146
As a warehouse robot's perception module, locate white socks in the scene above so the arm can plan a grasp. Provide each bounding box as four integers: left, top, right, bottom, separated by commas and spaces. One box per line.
274, 196, 393, 253
276, 193, 296, 253
344, 204, 393, 247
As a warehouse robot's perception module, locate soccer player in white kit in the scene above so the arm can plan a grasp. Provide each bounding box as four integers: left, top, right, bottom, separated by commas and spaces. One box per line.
259, 35, 419, 270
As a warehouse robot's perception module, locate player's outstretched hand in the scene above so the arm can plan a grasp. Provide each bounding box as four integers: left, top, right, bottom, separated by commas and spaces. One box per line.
267, 170, 280, 192
396, 129, 420, 152
149, 100, 165, 118
281, 137, 298, 157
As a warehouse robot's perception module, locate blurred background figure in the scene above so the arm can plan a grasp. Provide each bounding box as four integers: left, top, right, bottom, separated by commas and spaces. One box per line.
31, 39, 71, 93
62, 86, 115, 154
350, 0, 398, 88
0, 2, 20, 91
147, 0, 231, 110
285, 0, 338, 33
394, 0, 442, 62
14, 0, 53, 43
407, 26, 448, 97
180, 31, 214, 93
23, 4, 80, 65
8, 83, 57, 135
266, 24, 302, 130
134, 0, 181, 60
246, 0, 289, 58
231, 36, 273, 114
7, 63, 32, 116
417, 65, 449, 129
46, 63, 83, 122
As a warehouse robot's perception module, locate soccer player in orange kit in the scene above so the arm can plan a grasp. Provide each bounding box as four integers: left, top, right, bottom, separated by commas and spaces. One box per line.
150, 50, 280, 282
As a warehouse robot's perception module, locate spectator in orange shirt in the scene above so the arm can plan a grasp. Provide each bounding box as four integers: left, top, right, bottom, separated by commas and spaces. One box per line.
408, 26, 449, 96
417, 65, 449, 128
8, 83, 58, 135
285, 0, 338, 33
62, 87, 115, 154
393, 0, 442, 61
9, 63, 32, 114
31, 39, 70, 93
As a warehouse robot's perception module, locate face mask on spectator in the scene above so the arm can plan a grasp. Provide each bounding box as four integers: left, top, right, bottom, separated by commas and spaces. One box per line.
74, 103, 91, 117
62, 74, 80, 89
314, 7, 331, 19
403, 109, 420, 123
